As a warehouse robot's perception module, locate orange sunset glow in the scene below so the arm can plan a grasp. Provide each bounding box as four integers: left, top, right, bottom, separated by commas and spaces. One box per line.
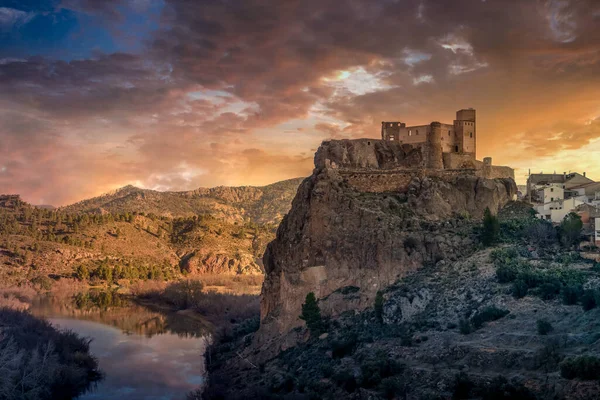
1, 0, 600, 205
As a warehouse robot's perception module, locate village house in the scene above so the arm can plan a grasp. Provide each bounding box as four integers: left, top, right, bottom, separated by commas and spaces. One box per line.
526, 172, 600, 223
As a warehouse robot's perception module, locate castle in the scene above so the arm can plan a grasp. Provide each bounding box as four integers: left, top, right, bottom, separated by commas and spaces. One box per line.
313, 108, 514, 194
381, 108, 477, 170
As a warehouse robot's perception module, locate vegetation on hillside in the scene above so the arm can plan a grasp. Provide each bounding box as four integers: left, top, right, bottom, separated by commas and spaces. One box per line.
203, 202, 600, 399
0, 186, 296, 289
0, 308, 102, 399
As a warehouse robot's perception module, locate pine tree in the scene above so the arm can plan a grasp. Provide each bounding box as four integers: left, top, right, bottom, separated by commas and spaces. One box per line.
299, 292, 322, 335
482, 207, 499, 246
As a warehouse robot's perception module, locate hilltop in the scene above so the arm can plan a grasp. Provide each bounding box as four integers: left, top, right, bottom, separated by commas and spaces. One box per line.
202, 140, 600, 400
0, 178, 303, 291
62, 178, 304, 225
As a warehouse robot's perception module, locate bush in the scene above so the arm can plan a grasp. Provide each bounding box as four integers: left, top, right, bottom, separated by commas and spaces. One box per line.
496, 265, 518, 284
359, 351, 405, 389
537, 319, 553, 335
162, 279, 204, 309
374, 291, 384, 323
559, 212, 583, 248
581, 290, 598, 311
561, 284, 583, 305
380, 376, 407, 400
512, 280, 528, 299
75, 264, 90, 281
31, 275, 53, 290
482, 207, 500, 246
560, 355, 600, 380
331, 333, 357, 359
452, 372, 473, 400
300, 292, 323, 335
0, 308, 101, 399
459, 319, 472, 335
482, 376, 536, 400
526, 220, 558, 248
538, 281, 561, 300
470, 306, 510, 330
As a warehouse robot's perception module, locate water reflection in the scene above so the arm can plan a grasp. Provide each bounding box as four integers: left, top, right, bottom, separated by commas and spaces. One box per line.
29, 291, 210, 400
29, 291, 209, 338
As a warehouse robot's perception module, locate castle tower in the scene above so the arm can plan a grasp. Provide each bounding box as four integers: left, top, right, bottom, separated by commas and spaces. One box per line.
427, 122, 443, 169
381, 121, 404, 141
454, 108, 476, 156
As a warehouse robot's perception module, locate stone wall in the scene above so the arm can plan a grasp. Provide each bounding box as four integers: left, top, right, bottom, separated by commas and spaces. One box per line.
480, 165, 515, 180
315, 139, 426, 170
442, 152, 477, 169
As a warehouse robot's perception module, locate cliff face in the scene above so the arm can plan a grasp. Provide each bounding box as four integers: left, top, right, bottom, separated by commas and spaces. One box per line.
259, 140, 517, 341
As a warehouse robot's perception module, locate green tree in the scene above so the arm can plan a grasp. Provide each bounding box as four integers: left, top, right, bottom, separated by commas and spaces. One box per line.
300, 292, 322, 335
481, 207, 499, 246
559, 212, 583, 248
374, 290, 384, 323
75, 265, 90, 281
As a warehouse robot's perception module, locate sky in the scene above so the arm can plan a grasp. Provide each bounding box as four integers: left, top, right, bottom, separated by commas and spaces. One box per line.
1, 0, 600, 206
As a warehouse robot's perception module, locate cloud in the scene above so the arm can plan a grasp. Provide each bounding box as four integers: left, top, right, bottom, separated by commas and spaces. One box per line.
0, 7, 35, 30
2, 0, 600, 204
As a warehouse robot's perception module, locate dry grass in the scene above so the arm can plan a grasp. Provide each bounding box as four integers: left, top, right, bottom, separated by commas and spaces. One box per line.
199, 274, 263, 295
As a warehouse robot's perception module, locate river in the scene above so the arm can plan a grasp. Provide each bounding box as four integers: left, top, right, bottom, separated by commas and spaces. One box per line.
27, 291, 210, 400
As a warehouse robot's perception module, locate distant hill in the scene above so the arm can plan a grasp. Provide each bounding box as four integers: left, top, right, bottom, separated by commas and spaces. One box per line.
0, 178, 304, 290
61, 178, 305, 225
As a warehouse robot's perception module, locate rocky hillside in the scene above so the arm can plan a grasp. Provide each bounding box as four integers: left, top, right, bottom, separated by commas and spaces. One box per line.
0, 178, 302, 290
259, 140, 516, 341
202, 140, 600, 400
61, 178, 304, 225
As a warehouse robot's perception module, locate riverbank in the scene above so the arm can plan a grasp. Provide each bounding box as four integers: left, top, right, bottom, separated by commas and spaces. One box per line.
0, 307, 102, 399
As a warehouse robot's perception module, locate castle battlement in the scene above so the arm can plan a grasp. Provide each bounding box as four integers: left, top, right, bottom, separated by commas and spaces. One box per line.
381, 108, 477, 158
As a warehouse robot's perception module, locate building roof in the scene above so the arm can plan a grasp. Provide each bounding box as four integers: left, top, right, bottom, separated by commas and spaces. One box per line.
528, 172, 593, 187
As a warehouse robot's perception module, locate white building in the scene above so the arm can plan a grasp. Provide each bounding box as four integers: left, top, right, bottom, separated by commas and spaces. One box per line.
596, 217, 600, 246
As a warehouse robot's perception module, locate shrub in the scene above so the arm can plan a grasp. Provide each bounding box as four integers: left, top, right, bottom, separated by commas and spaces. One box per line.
331, 333, 357, 359
0, 308, 101, 399
496, 265, 518, 283
560, 355, 600, 380
482, 207, 500, 246
452, 372, 473, 400
512, 280, 528, 298
561, 284, 583, 305
374, 291, 384, 323
31, 275, 53, 290
482, 375, 536, 400
75, 264, 90, 281
300, 292, 323, 335
559, 212, 583, 248
332, 368, 357, 393
538, 281, 561, 300
359, 351, 405, 389
537, 319, 553, 335
470, 306, 510, 330
380, 376, 407, 400
581, 290, 598, 311
526, 220, 558, 248
459, 319, 472, 335
162, 279, 204, 309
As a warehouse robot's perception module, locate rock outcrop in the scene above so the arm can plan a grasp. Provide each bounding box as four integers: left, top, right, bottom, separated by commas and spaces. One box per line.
258, 140, 517, 341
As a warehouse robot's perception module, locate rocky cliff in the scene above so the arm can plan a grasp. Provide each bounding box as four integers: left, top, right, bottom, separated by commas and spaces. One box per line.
259, 140, 517, 341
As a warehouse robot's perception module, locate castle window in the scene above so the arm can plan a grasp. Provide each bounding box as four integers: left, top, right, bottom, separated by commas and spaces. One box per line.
448, 131, 450, 136
409, 130, 412, 136
416, 130, 419, 135
389, 123, 392, 127
470, 132, 473, 138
